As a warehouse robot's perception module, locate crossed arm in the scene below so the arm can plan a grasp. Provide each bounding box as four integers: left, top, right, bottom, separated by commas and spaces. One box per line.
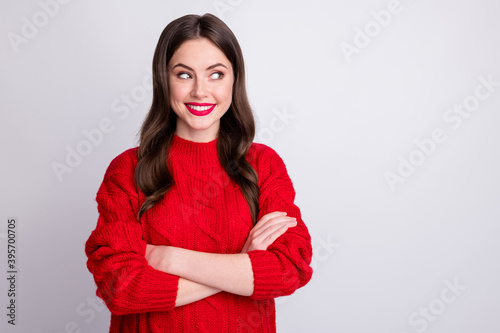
145, 211, 297, 307
86, 148, 313, 314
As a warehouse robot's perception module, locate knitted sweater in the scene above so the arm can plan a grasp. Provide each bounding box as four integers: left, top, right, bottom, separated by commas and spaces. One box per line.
85, 135, 313, 333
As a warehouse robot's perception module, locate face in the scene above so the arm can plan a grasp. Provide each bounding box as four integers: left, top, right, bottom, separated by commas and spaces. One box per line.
168, 38, 234, 142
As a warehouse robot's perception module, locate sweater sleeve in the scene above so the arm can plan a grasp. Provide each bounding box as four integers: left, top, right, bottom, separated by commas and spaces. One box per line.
85, 151, 179, 315
247, 147, 313, 300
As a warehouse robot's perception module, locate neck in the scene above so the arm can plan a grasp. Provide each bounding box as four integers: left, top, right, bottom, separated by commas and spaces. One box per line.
174, 121, 220, 143
170, 134, 220, 168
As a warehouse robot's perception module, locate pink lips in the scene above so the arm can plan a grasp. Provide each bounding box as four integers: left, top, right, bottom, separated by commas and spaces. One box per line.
185, 103, 216, 116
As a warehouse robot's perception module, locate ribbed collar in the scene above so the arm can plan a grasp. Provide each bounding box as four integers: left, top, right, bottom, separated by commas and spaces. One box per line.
169, 134, 220, 168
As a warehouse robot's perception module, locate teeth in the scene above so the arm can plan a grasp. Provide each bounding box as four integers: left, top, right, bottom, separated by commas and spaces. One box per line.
188, 104, 214, 111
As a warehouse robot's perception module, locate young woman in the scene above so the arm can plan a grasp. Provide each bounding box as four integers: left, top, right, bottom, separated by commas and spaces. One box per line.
85, 13, 313, 333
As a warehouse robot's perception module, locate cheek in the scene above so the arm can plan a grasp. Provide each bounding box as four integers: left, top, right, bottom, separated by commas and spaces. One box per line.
218, 82, 234, 104
169, 83, 189, 104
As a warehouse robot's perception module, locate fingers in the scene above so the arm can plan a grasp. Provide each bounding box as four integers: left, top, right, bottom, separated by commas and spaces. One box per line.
256, 219, 297, 239
256, 211, 288, 226
242, 211, 299, 252
264, 223, 292, 244
253, 218, 296, 238
252, 221, 295, 251
252, 213, 297, 239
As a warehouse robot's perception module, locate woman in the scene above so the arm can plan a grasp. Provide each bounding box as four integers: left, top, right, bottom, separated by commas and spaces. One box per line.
85, 13, 313, 333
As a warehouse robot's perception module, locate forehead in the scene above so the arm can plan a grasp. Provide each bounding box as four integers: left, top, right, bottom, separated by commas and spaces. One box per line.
169, 38, 232, 70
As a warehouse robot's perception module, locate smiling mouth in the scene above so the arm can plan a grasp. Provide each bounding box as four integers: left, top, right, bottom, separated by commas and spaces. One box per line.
185, 103, 216, 116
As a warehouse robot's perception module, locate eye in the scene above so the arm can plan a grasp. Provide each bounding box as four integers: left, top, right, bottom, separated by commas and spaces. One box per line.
210, 72, 224, 79
178, 72, 192, 79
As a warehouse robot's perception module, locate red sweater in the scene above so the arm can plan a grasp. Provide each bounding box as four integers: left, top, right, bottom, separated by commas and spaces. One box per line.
85, 135, 313, 332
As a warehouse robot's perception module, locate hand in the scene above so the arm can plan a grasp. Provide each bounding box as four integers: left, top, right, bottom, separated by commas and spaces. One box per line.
240, 211, 297, 253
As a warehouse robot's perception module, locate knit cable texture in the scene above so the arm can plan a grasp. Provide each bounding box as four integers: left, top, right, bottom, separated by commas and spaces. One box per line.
85, 135, 313, 333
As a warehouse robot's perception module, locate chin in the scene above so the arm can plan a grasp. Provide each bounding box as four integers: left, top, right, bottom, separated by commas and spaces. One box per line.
187, 121, 213, 130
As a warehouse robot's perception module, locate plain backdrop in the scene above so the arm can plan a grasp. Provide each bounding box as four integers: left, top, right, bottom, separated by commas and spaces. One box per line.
1, 0, 500, 332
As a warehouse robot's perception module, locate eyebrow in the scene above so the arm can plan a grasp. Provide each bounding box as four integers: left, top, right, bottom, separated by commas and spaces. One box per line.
171, 63, 228, 71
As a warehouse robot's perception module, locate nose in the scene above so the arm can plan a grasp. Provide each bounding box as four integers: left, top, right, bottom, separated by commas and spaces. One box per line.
191, 78, 208, 99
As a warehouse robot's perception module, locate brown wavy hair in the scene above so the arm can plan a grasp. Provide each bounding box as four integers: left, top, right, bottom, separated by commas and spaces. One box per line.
135, 13, 259, 224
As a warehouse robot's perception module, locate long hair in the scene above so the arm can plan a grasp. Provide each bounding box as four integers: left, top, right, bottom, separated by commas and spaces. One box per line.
135, 13, 259, 224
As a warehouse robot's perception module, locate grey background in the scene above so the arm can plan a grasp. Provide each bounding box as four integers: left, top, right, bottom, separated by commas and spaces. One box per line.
1, 0, 499, 332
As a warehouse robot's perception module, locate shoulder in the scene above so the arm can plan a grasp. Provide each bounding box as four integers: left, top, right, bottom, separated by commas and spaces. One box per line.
104, 147, 139, 177
247, 142, 297, 202
248, 142, 284, 166
247, 142, 290, 182
97, 148, 139, 197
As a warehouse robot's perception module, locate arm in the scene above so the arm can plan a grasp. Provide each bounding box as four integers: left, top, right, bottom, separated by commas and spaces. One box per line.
148, 247, 254, 296
145, 147, 312, 300
146, 211, 297, 296
85, 188, 179, 315
87, 192, 223, 310
175, 278, 220, 307
85, 150, 182, 314
86, 152, 228, 311
88, 202, 224, 309
245, 147, 313, 300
